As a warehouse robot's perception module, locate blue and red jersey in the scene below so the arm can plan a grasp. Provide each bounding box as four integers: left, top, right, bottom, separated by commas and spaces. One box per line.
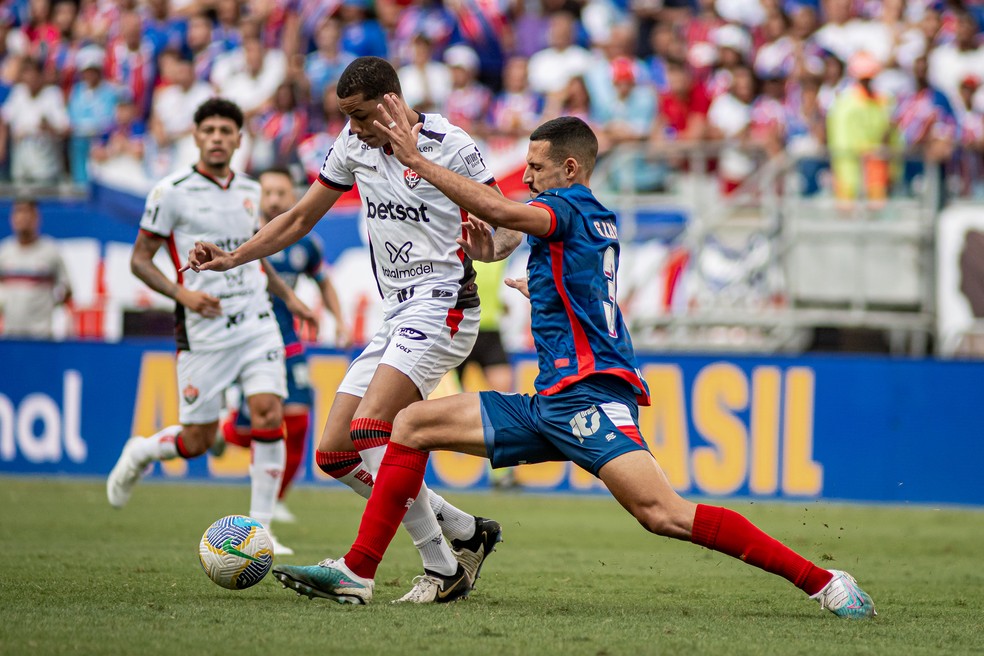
525, 184, 651, 405
265, 234, 326, 355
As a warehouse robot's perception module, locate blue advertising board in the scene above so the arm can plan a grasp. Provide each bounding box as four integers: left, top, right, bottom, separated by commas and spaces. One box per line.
1, 340, 981, 506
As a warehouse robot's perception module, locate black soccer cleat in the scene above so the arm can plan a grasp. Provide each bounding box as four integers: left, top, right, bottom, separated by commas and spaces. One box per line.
451, 516, 502, 590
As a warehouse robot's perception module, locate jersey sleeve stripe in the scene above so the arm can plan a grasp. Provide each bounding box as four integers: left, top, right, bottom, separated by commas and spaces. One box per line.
419, 128, 446, 142
549, 241, 595, 374
317, 173, 353, 191
530, 201, 558, 237
139, 227, 169, 239
165, 234, 184, 285
483, 177, 498, 186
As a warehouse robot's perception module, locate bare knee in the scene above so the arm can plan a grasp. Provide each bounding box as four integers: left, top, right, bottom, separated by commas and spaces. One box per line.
391, 402, 434, 451
248, 395, 283, 430
179, 423, 216, 457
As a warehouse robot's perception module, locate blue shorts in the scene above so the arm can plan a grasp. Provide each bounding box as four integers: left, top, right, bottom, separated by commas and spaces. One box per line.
479, 375, 650, 477
237, 353, 311, 426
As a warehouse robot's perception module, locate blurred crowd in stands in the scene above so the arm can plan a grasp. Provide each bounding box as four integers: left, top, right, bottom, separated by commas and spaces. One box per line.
0, 0, 982, 200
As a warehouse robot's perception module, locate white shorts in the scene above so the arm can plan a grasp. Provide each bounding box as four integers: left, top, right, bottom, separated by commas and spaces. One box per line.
338, 299, 480, 400
177, 327, 286, 425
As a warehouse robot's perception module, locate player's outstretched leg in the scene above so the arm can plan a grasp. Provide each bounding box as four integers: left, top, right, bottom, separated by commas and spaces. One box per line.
600, 451, 876, 619
107, 425, 184, 507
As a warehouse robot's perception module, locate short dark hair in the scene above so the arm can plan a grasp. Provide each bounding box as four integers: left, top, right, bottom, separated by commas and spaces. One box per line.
529, 117, 598, 175
337, 56, 402, 101
193, 97, 244, 129
258, 166, 295, 184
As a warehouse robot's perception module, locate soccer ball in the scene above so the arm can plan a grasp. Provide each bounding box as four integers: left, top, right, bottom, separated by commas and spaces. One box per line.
198, 515, 274, 590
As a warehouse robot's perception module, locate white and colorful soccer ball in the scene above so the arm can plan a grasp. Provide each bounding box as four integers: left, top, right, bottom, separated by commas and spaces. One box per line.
199, 515, 274, 590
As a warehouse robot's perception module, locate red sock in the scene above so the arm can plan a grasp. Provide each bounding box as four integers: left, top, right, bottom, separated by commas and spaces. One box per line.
350, 417, 392, 450
250, 426, 285, 442
279, 412, 309, 498
221, 411, 252, 449
175, 433, 193, 459
691, 504, 833, 596
343, 442, 429, 579
316, 449, 362, 478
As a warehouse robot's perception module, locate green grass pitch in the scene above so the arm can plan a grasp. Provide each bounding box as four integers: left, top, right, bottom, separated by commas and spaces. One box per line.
2, 478, 982, 655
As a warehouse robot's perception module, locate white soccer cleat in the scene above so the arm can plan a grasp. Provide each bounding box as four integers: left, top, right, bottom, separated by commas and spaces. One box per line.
269, 531, 295, 556
392, 565, 471, 604
106, 436, 148, 508
273, 501, 297, 523
811, 569, 877, 619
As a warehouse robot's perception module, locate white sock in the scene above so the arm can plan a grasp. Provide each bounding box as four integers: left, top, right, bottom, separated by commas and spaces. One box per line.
428, 491, 476, 541
132, 425, 181, 463
359, 443, 460, 574
249, 439, 285, 529
404, 488, 458, 576
335, 463, 374, 500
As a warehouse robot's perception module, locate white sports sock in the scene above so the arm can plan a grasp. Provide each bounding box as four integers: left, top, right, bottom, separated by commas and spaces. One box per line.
359, 443, 386, 475
427, 491, 476, 541
131, 425, 181, 463
403, 488, 458, 576
249, 439, 285, 529
335, 463, 373, 500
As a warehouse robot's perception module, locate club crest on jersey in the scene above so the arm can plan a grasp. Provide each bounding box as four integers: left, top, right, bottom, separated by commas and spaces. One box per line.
243, 198, 256, 218
183, 383, 200, 405
403, 168, 421, 189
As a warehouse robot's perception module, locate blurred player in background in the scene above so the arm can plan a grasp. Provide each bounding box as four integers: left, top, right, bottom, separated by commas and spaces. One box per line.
0, 198, 72, 338
455, 256, 518, 488
271, 111, 877, 619
187, 57, 524, 603
106, 98, 316, 556
218, 166, 351, 524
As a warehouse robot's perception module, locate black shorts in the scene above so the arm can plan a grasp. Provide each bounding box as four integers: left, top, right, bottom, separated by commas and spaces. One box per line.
457, 330, 509, 375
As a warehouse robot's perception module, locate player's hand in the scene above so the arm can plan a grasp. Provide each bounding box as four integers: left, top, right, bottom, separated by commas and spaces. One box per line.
176, 288, 222, 318
287, 296, 320, 333
335, 321, 353, 349
505, 277, 530, 299
457, 214, 496, 262
185, 242, 236, 273
374, 93, 423, 167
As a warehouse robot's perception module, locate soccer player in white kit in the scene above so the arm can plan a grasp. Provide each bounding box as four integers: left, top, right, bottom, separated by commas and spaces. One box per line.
188, 57, 523, 603
106, 98, 316, 555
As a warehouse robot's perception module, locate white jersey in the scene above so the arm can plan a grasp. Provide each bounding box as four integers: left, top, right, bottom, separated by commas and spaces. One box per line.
139, 166, 276, 352
318, 112, 494, 312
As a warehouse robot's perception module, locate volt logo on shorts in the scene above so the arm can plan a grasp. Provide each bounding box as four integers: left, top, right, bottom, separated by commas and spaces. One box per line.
386, 240, 413, 263
397, 327, 428, 341
365, 197, 431, 222
570, 406, 601, 443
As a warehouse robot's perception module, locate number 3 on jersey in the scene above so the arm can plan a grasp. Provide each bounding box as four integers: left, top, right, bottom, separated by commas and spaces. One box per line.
602, 246, 617, 338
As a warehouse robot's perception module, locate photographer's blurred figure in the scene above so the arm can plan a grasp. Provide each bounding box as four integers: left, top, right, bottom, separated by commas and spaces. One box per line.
0, 199, 72, 338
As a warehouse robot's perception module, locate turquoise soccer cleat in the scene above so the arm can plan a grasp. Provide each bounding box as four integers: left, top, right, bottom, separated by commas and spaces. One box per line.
273, 558, 374, 604
812, 569, 877, 619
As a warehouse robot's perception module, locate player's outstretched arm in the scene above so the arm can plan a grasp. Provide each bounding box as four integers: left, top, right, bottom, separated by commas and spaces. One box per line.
261, 258, 320, 332
374, 94, 552, 237
318, 276, 351, 347
187, 182, 344, 272
131, 230, 221, 317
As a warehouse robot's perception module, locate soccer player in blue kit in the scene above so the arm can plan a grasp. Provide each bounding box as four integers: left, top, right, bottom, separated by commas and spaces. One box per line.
270, 107, 877, 618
